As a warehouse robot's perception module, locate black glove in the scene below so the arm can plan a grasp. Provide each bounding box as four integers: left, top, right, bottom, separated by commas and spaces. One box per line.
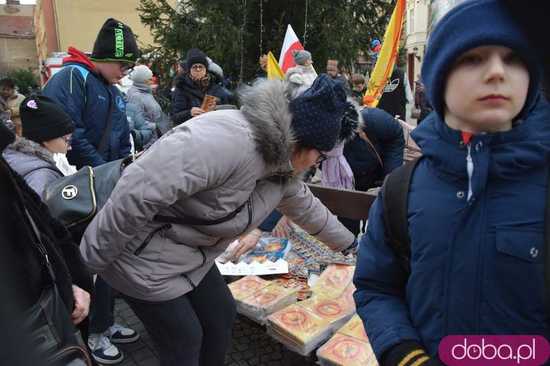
341, 238, 359, 256
382, 341, 443, 366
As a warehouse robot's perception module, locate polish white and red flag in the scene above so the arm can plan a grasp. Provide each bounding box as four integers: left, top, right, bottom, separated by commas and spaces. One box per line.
278, 25, 304, 73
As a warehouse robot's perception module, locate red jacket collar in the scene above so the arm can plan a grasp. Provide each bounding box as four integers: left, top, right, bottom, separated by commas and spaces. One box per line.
62, 47, 96, 71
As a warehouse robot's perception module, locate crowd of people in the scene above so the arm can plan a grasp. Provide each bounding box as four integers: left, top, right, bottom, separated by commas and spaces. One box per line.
0, 0, 548, 365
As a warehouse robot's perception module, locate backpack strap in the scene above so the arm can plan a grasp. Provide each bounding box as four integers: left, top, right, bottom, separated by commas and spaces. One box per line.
68, 65, 89, 106
381, 157, 421, 273
68, 65, 113, 156
97, 90, 114, 156
544, 171, 550, 317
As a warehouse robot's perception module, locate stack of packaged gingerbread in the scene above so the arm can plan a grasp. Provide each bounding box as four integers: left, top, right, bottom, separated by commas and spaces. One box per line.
266, 265, 356, 355
228, 275, 299, 324
316, 314, 378, 366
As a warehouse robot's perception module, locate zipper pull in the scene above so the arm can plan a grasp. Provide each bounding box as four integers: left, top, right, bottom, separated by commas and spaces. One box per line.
466, 145, 474, 201
461, 132, 474, 202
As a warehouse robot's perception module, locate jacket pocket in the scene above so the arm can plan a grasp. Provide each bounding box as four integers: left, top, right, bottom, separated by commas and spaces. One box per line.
487, 228, 545, 326
495, 229, 543, 263
152, 241, 205, 279
134, 224, 171, 256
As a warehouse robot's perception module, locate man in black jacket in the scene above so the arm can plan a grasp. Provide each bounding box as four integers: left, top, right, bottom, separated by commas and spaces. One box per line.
377, 68, 407, 120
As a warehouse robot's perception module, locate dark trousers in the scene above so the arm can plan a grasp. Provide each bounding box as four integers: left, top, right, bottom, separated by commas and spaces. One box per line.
338, 173, 377, 236
338, 216, 361, 236
89, 276, 114, 334
124, 266, 237, 366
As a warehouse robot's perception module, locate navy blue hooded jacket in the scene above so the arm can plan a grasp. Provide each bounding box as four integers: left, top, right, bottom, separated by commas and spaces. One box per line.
344, 108, 404, 188
353, 98, 550, 359
43, 48, 131, 168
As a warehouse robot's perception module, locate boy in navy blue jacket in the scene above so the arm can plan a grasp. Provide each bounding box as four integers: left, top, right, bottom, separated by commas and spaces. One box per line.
353, 1, 550, 365
43, 19, 138, 169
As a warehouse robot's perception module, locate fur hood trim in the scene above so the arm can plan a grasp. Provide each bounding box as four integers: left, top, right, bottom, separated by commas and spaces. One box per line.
239, 79, 295, 172
340, 97, 363, 144
8, 137, 56, 166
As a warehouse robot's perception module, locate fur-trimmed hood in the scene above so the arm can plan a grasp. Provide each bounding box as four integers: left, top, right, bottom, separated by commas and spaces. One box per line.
2, 137, 59, 177
239, 79, 295, 172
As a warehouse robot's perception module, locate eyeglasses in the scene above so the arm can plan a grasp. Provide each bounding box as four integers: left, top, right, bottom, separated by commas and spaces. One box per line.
316, 152, 328, 165
191, 64, 206, 71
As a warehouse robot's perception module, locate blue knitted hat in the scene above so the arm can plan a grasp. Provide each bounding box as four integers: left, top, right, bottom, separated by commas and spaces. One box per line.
422, 0, 541, 119
289, 74, 348, 152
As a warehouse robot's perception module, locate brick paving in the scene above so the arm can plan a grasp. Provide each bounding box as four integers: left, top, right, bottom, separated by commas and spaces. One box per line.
113, 298, 317, 366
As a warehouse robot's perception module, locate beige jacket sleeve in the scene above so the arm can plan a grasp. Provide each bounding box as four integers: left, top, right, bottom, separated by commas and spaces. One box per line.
80, 124, 243, 273
277, 180, 355, 251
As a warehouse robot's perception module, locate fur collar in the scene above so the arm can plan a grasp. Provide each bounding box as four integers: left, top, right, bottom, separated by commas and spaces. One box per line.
238, 80, 363, 180
8, 137, 56, 166
239, 79, 295, 175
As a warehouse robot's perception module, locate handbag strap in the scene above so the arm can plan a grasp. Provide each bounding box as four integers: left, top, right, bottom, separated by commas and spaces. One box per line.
360, 131, 383, 168
154, 198, 250, 226
98, 89, 114, 155
24, 208, 57, 283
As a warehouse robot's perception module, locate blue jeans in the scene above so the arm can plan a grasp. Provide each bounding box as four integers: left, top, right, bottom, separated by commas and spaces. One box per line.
124, 266, 237, 366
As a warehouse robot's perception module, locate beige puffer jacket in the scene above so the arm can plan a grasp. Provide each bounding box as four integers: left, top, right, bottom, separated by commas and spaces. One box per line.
80, 80, 355, 301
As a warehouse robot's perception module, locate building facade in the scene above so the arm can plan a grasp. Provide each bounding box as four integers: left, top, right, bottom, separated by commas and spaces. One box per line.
404, 0, 430, 89
34, 0, 177, 83
0, 0, 37, 74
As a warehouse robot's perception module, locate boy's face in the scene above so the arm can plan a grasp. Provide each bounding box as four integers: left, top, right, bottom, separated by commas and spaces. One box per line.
444, 46, 529, 133
95, 62, 133, 85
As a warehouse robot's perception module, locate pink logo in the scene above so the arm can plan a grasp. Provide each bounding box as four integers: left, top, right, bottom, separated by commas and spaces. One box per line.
26, 100, 38, 109
439, 336, 550, 366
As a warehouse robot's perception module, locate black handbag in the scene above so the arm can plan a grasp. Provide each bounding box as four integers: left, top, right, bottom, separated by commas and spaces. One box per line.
43, 155, 135, 229
44, 152, 251, 232
43, 88, 124, 229
23, 208, 92, 366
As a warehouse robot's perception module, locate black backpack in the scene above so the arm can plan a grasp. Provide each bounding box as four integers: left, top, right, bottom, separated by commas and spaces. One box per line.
381, 157, 550, 314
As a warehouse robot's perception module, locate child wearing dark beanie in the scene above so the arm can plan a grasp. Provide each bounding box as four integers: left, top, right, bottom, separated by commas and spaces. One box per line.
20, 95, 74, 144
354, 1, 550, 366
2, 95, 75, 198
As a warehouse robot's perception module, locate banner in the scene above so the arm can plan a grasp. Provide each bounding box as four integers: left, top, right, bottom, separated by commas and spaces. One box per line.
363, 0, 406, 107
